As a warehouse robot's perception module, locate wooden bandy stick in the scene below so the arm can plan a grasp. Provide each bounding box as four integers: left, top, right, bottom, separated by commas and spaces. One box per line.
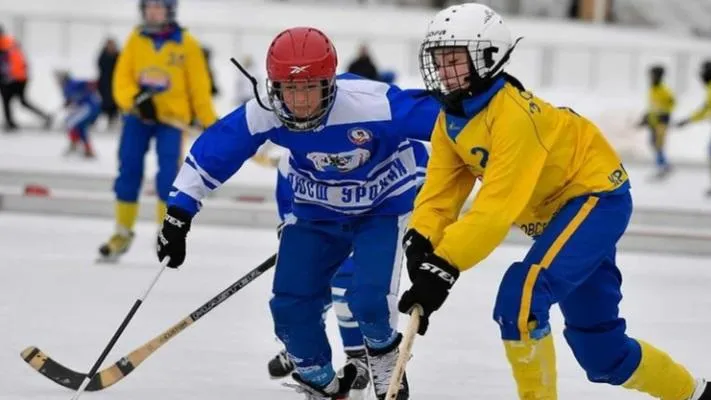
385, 305, 423, 400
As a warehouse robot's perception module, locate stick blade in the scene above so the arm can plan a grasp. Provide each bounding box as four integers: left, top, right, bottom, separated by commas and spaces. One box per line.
20, 346, 104, 391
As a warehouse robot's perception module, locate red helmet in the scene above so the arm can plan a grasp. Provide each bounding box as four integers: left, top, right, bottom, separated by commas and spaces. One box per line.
267, 27, 337, 81
266, 27, 338, 131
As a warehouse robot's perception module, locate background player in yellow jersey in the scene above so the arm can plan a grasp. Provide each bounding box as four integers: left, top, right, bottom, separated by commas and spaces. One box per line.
397, 3, 710, 399
639, 65, 675, 180
676, 60, 711, 196
98, 0, 217, 262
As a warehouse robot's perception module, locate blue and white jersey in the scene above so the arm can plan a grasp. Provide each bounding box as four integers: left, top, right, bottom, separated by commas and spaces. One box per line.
170, 73, 440, 220
62, 78, 101, 108
276, 140, 429, 221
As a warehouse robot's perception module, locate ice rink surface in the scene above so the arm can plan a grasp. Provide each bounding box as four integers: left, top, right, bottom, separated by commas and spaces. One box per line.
1, 213, 711, 399
1, 107, 710, 399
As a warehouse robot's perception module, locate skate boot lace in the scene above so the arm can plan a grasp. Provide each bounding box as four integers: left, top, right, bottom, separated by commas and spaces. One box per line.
370, 349, 399, 395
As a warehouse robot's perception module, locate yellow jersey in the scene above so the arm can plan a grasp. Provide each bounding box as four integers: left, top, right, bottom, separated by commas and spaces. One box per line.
410, 77, 629, 271
113, 26, 217, 127
646, 84, 675, 126
690, 82, 711, 122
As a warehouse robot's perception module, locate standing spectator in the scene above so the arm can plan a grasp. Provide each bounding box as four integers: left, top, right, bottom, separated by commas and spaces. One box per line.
97, 38, 120, 129
347, 44, 378, 81
0, 25, 52, 132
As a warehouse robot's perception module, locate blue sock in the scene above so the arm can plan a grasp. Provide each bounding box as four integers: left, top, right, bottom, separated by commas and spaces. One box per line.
656, 150, 667, 167
297, 363, 335, 388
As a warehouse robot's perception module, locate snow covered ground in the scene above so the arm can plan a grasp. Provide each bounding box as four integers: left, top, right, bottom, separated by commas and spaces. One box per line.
1, 213, 710, 399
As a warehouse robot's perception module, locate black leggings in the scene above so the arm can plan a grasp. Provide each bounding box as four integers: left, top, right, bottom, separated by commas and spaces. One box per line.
0, 80, 49, 127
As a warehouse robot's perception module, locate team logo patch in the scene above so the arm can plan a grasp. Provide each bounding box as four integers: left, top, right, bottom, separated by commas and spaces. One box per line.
138, 67, 171, 92
307, 148, 371, 173
348, 127, 373, 145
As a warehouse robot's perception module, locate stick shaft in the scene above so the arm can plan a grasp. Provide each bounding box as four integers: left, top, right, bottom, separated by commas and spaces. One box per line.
385, 306, 422, 400
69, 262, 167, 399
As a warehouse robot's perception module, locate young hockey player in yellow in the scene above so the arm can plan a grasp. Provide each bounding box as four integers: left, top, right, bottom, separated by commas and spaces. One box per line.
639, 65, 675, 180
676, 60, 711, 196
398, 3, 710, 399
98, 0, 217, 261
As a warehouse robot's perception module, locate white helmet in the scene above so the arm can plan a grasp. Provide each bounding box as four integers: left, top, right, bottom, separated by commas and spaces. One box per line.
419, 3, 520, 108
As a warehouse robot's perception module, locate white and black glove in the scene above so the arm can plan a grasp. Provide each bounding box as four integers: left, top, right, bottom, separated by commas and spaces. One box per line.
156, 206, 192, 268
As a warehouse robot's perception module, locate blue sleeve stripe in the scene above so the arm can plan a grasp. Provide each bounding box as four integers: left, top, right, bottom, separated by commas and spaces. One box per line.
200, 174, 217, 190
186, 153, 223, 188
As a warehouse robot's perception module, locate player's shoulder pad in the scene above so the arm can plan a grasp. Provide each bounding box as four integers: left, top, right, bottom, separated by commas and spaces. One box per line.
180, 28, 197, 42
327, 75, 392, 126
126, 27, 143, 43
493, 79, 537, 118
335, 73, 391, 94
244, 97, 282, 135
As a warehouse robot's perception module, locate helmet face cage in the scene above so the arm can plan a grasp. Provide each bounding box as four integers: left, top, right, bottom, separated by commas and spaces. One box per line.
140, 0, 176, 29
650, 65, 664, 85
420, 39, 502, 110
267, 77, 336, 132
701, 61, 711, 83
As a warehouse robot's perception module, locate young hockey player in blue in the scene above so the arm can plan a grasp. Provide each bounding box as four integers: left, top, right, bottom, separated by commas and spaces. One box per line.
56, 71, 101, 158
155, 27, 440, 399
267, 141, 429, 395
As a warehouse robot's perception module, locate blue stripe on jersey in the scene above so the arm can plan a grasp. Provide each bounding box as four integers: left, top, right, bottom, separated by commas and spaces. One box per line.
169, 74, 439, 219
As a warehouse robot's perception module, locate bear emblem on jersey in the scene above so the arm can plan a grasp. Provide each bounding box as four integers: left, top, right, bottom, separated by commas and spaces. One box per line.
307, 148, 371, 173
347, 127, 373, 145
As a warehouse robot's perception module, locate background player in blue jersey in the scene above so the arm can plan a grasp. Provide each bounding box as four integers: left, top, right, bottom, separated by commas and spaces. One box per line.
55, 70, 101, 158
267, 142, 429, 396
156, 27, 440, 399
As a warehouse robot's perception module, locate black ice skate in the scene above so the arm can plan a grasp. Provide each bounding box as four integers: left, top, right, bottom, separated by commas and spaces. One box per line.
344, 349, 370, 391
267, 349, 294, 379
367, 334, 409, 400
287, 363, 358, 400
690, 378, 711, 400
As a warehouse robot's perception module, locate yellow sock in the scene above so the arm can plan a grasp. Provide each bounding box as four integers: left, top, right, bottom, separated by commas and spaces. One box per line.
156, 200, 167, 225
504, 332, 558, 400
115, 201, 139, 232
622, 340, 695, 400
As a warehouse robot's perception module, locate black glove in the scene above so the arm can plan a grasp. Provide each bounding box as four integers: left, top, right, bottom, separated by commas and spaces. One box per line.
402, 229, 433, 282
134, 90, 157, 122
156, 206, 193, 268
398, 252, 459, 335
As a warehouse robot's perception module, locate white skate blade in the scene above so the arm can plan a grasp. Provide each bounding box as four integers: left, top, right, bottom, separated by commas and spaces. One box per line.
95, 254, 121, 264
